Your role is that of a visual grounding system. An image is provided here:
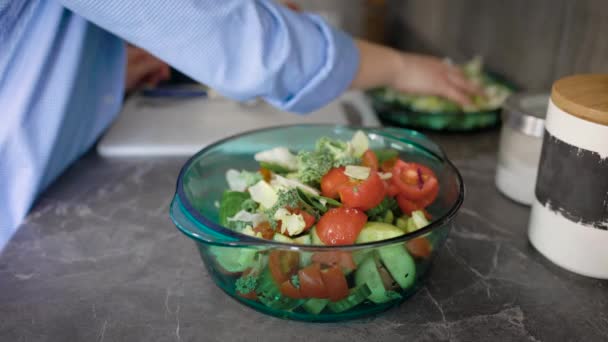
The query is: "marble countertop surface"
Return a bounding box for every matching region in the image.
[1,130,606,342]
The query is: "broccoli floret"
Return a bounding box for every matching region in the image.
[316,137,360,167]
[366,197,400,222]
[235,274,258,295]
[296,150,333,185]
[240,198,259,213]
[264,188,302,229]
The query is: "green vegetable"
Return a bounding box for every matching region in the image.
[259,161,292,174]
[378,245,416,289]
[240,198,259,213]
[411,210,430,230]
[374,149,399,164]
[316,137,360,167]
[273,233,294,243]
[235,274,258,295]
[356,222,404,243]
[302,298,329,315]
[327,284,371,313]
[310,227,325,245]
[264,188,302,228]
[210,246,258,273]
[405,217,417,233]
[396,217,408,230]
[296,150,333,185]
[355,256,401,304]
[383,210,394,224]
[256,268,304,310]
[219,191,251,226]
[293,234,312,245]
[366,197,399,222]
[290,274,300,288]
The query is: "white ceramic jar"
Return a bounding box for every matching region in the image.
[496,93,548,205]
[528,74,608,279]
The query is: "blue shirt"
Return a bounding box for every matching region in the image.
[0,0,359,250]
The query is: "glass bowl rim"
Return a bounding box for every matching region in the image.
[172,124,465,251]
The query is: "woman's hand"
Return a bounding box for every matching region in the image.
[124,45,171,93]
[392,53,481,106]
[351,40,480,106]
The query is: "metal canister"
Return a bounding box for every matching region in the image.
[496,93,548,205]
[528,74,608,278]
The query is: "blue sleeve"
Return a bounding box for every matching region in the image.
[59,0,360,113]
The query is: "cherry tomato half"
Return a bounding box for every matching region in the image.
[339,170,386,211]
[279,279,303,299]
[311,251,356,273]
[320,266,349,302]
[384,180,400,197]
[298,263,328,299]
[253,221,275,240]
[321,167,350,199]
[316,207,368,246]
[391,160,439,202]
[361,150,379,171]
[268,250,300,285]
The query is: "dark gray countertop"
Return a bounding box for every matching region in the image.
[1,130,606,342]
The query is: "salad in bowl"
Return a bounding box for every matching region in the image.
[170,125,463,321]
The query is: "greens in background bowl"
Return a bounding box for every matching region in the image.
[368,57,515,131]
[170,125,464,321]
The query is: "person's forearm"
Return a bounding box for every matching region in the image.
[349,39,402,90]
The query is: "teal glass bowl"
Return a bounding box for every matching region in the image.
[170,125,464,322]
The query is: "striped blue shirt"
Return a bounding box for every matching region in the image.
[0,0,360,249]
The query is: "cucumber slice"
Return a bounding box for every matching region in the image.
[256,268,303,311]
[327,284,371,313]
[310,227,325,245]
[378,245,416,289]
[355,256,396,304]
[300,252,313,268]
[273,233,295,243]
[210,246,257,273]
[293,234,312,245]
[302,298,329,315]
[405,217,417,233]
[352,249,373,266]
[396,217,408,230]
[411,210,430,229]
[356,222,405,243]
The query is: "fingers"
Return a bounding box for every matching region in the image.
[125,59,168,91]
[446,67,481,95]
[441,84,473,107]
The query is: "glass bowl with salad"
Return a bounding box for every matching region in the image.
[170,125,463,321]
[368,57,516,131]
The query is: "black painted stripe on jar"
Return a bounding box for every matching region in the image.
[535,130,608,230]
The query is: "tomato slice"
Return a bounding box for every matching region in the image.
[384,180,400,197]
[253,221,276,240]
[288,208,316,232]
[361,150,379,170]
[268,250,300,284]
[321,167,350,199]
[339,170,386,211]
[279,279,303,299]
[311,251,356,273]
[320,266,349,302]
[316,207,368,245]
[406,237,433,258]
[391,160,439,202]
[298,263,328,299]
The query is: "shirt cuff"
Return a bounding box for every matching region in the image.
[266,14,360,114]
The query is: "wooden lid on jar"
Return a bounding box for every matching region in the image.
[551,74,608,126]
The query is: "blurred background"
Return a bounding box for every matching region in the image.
[297,0,607,91]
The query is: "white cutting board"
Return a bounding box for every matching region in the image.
[97,91,379,157]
